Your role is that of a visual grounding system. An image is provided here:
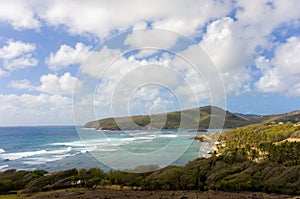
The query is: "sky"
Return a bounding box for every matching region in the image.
[0,0,300,126]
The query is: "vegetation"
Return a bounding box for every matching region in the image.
[1,121,300,196]
[84,106,300,131]
[0,169,47,193]
[219,122,300,148]
[218,122,300,162]
[84,106,263,130]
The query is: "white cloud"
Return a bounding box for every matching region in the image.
[80,46,124,78]
[0,0,40,30]
[1,1,299,48]
[0,68,8,77]
[0,94,73,126]
[151,0,231,36]
[131,86,159,101]
[0,40,38,71]
[39,72,79,95]
[2,0,300,126]
[0,40,36,59]
[9,72,79,95]
[39,0,229,37]
[9,79,32,90]
[124,29,179,49]
[199,17,252,94]
[78,45,213,119]
[0,0,233,38]
[234,0,300,53]
[46,43,92,71]
[201,17,238,71]
[256,36,300,96]
[255,56,271,73]
[4,54,38,71]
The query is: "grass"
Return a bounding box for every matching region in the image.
[0,193,22,199]
[0,188,86,199]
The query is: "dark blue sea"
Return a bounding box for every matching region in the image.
[0,126,216,172]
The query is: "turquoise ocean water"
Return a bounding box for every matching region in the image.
[0,126,216,172]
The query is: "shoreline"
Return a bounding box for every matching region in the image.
[1,123,299,197]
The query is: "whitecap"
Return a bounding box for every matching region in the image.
[0,150,47,160]
[0,148,5,153]
[50,141,86,147]
[46,147,72,154]
[51,140,108,148]
[94,148,117,152]
[23,154,76,165]
[0,164,8,171]
[0,146,73,161]
[157,134,178,138]
[134,136,155,140]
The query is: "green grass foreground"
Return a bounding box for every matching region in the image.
[1,122,300,196]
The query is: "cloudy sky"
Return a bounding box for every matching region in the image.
[0,0,300,126]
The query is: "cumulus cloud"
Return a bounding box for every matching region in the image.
[256,36,300,96]
[0,94,73,126]
[131,86,160,101]
[0,0,232,38]
[0,40,36,59]
[80,46,124,78]
[0,0,40,30]
[46,43,92,71]
[199,17,252,94]
[0,68,8,77]
[3,55,38,71]
[165,44,224,107]
[2,0,300,126]
[38,72,79,95]
[9,72,79,95]
[94,61,182,117]
[76,44,213,120]
[234,0,300,53]
[124,29,180,50]
[9,79,32,90]
[0,40,38,71]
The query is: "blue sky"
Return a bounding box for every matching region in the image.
[0,0,300,126]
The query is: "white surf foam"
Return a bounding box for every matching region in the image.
[46,147,72,154]
[0,148,5,153]
[0,150,48,160]
[47,133,175,156]
[52,140,109,152]
[157,134,178,138]
[23,153,76,165]
[0,164,8,171]
[0,147,73,161]
[50,141,86,147]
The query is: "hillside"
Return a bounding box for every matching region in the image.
[84,106,256,130]
[84,106,300,130]
[2,122,300,196]
[217,121,300,156]
[220,122,300,144]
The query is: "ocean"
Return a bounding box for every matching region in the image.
[0,126,216,172]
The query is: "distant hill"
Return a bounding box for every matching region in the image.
[84,106,300,130]
[261,110,300,123]
[234,113,262,119]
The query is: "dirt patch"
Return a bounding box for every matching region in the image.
[26,189,294,199]
[282,138,300,142]
[275,138,300,145]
